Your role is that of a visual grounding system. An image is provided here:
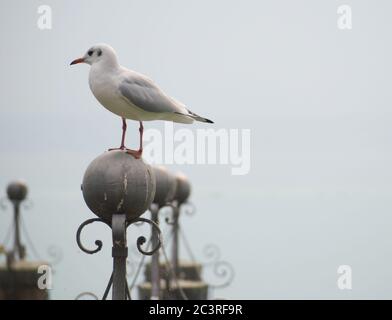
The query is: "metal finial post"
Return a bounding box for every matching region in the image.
[171,173,191,279]
[77,151,161,300]
[149,166,177,300]
[6,181,28,261]
[150,204,160,299]
[171,203,180,278]
[13,201,24,260]
[111,213,128,300]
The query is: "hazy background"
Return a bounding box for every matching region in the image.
[1,0,392,299]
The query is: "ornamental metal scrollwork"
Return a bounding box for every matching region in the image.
[202,244,235,289]
[129,217,161,256]
[76,215,162,300]
[76,218,107,254]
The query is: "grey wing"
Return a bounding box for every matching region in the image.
[119,74,186,115]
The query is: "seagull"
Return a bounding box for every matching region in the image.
[70,43,213,158]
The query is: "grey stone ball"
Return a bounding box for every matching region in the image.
[174,173,191,205]
[7,181,28,202]
[81,151,156,222]
[152,166,177,207]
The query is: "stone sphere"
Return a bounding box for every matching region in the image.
[152,166,177,207]
[174,173,191,204]
[81,151,156,222]
[7,181,28,202]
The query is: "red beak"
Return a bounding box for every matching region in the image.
[70,58,85,65]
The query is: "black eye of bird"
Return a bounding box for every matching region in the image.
[97,49,102,57]
[88,50,93,56]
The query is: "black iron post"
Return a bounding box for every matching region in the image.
[76,151,161,300]
[171,173,191,279]
[171,203,180,278]
[1,181,53,300]
[149,166,177,300]
[6,181,28,261]
[13,202,23,260]
[150,204,160,299]
[111,213,128,300]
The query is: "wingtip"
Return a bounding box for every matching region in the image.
[205,119,214,124]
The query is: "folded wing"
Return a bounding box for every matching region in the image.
[119,73,187,115]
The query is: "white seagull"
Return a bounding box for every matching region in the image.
[70,43,213,158]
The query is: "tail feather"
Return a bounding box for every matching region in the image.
[182,109,214,124]
[192,115,214,123]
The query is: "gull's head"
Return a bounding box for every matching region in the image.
[70,43,118,67]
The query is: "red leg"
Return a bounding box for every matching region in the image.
[109,118,127,151]
[138,121,144,153]
[120,118,127,149]
[126,121,143,159]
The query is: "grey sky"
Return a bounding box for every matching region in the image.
[1,0,392,299]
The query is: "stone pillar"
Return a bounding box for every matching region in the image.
[137,171,209,300]
[79,150,156,300]
[0,181,49,300]
[0,261,49,300]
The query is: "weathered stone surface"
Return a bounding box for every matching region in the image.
[0,260,49,300]
[6,181,28,202]
[81,151,156,222]
[138,279,208,300]
[152,166,177,207]
[174,173,191,204]
[144,261,203,282]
